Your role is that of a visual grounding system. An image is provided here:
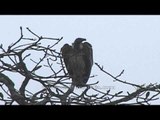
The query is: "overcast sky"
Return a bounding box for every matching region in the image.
[0,15,160,104]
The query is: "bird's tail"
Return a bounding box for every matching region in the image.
[72,76,89,88]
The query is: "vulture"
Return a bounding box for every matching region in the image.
[61,38,93,87]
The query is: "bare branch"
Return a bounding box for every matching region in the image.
[1,27,160,105]
[95,62,142,88]
[26,27,40,38]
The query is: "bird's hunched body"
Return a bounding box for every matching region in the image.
[61,38,93,87]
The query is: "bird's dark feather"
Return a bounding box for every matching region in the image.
[61,44,73,75]
[61,39,93,88]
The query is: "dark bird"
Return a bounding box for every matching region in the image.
[61,38,93,87]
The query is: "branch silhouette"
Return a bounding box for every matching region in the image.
[0,27,160,105]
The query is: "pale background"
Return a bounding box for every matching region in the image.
[0,15,160,104]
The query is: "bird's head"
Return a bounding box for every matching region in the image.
[72,38,86,49]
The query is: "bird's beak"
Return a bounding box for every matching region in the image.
[81,38,86,42]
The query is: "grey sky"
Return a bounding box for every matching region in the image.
[0,15,160,104]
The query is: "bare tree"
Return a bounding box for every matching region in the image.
[0,27,160,105]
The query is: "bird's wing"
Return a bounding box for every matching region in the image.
[82,42,93,83]
[61,44,73,75]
